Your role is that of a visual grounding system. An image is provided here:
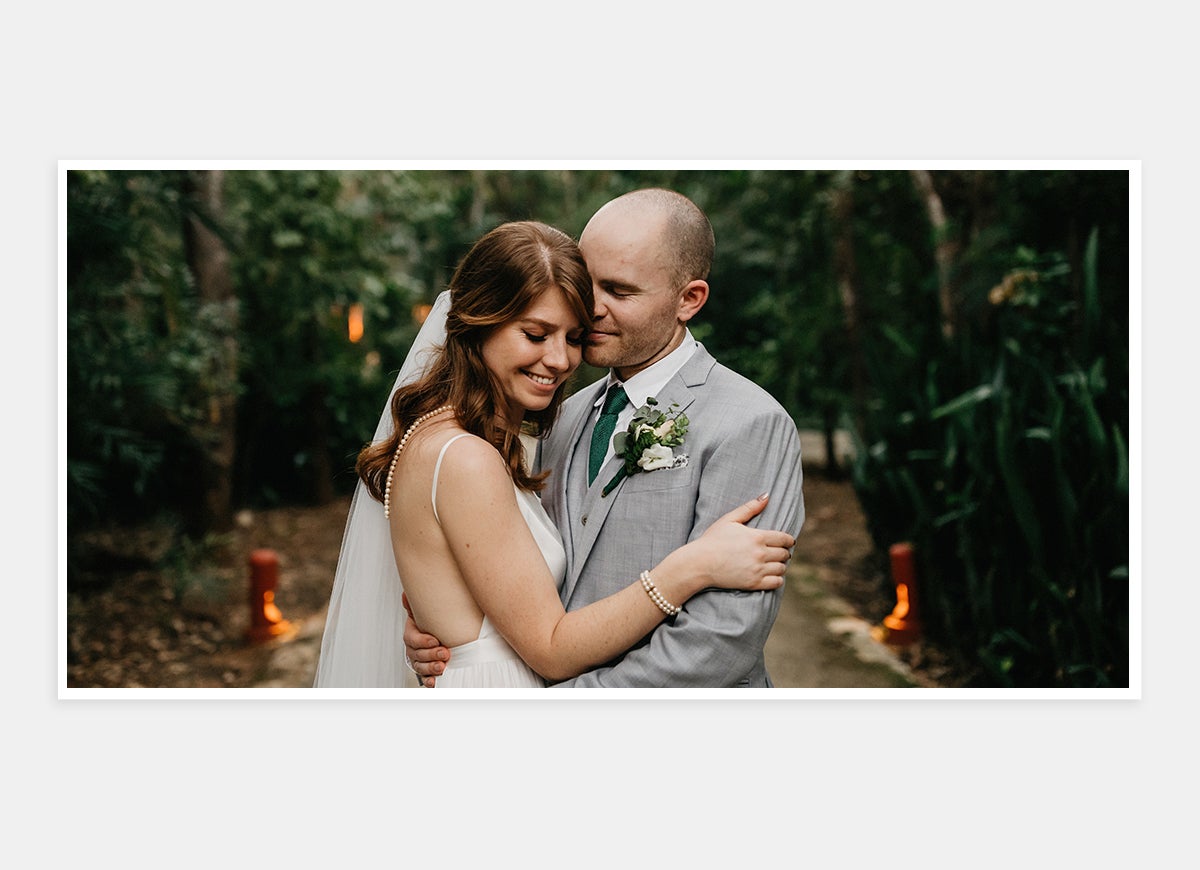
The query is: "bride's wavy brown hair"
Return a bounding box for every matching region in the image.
[357,221,594,499]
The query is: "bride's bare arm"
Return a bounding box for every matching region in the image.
[434,438,793,682]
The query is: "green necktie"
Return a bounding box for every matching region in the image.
[588,383,629,484]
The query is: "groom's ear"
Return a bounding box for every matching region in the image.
[676,279,709,323]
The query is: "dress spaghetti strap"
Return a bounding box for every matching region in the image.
[431,433,473,525]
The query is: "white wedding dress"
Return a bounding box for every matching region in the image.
[313,290,565,689]
[428,434,566,689]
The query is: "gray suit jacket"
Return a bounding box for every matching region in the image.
[536,343,805,688]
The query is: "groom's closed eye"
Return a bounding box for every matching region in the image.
[602,287,634,299]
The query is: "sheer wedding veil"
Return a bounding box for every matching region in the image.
[312,290,451,687]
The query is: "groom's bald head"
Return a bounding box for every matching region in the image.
[584,188,714,286]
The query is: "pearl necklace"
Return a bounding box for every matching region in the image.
[383,405,454,518]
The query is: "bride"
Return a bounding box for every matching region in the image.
[313,221,793,688]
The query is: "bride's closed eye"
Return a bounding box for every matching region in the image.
[525,331,585,347]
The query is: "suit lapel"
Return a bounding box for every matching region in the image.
[561,345,716,605]
[547,379,607,579]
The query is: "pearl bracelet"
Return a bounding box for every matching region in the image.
[640,570,681,616]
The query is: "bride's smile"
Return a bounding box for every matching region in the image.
[482,284,586,424]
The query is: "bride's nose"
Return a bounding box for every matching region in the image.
[543,335,570,372]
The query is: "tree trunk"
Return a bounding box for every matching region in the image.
[469,169,487,229]
[182,169,238,533]
[910,169,959,341]
[822,406,844,478]
[305,320,337,506]
[830,171,869,443]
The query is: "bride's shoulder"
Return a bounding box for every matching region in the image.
[428,431,516,513]
[427,429,506,477]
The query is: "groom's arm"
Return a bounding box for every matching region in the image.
[552,407,804,688]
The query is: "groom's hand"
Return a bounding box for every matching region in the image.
[402,593,450,688]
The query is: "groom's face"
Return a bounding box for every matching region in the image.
[579,209,686,380]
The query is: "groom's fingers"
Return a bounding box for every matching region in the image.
[409,643,446,661]
[406,642,448,681]
[409,642,450,665]
[403,603,451,679]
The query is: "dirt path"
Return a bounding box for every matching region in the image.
[66,473,957,690]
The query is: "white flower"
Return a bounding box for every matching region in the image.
[632,417,676,443]
[601,397,692,498]
[637,444,675,470]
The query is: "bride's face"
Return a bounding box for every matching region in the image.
[481,285,586,425]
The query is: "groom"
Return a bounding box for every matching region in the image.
[406,187,805,687]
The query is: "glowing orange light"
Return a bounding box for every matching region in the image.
[877,542,921,645]
[412,303,433,325]
[247,549,294,644]
[348,303,364,343]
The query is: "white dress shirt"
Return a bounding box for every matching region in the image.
[591,329,699,471]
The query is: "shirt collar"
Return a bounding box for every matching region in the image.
[594,329,699,411]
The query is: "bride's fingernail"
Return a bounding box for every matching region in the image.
[757,491,769,501]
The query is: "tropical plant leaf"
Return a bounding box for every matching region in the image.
[931,384,996,420]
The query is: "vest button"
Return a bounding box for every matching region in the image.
[581,514,588,525]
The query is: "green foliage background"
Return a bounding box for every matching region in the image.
[66,167,1131,687]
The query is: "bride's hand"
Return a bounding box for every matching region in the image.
[669,493,795,593]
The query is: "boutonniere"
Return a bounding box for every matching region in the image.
[602,397,690,497]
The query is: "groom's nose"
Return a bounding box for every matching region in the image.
[591,290,608,321]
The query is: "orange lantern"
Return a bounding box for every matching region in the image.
[878,542,921,645]
[247,549,293,643]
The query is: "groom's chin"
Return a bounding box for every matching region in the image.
[583,345,615,370]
